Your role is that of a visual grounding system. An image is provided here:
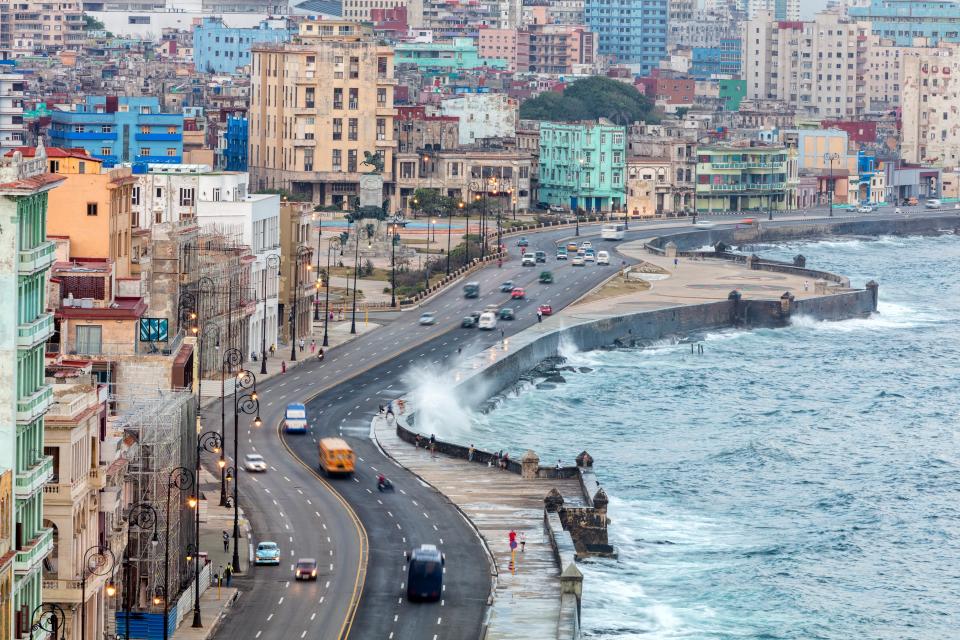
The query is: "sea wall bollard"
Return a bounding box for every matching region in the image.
[728,289,742,325]
[793,254,807,268]
[521,450,540,479]
[779,291,795,321]
[544,487,564,513]
[866,279,879,311]
[575,451,593,468]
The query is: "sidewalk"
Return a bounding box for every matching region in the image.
[196,468,250,576]
[170,585,239,640]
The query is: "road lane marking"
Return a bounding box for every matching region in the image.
[267,614,273,621]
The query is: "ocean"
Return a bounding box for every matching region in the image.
[465,234,960,639]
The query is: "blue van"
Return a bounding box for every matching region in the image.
[284,403,308,434]
[407,544,444,602]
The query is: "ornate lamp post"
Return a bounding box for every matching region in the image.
[79,546,116,640]
[222,348,262,574]
[163,467,195,640]
[323,235,344,347]
[349,215,367,336]
[388,225,398,308]
[192,430,223,628]
[122,503,160,640]
[290,245,313,361]
[449,202,460,275]
[824,152,840,217]
[312,216,323,321]
[259,254,281,374]
[28,604,66,640]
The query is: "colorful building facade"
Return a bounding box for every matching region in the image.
[193,17,293,74]
[696,144,792,212]
[223,117,249,171]
[395,38,508,72]
[586,0,668,74]
[538,121,627,212]
[850,0,960,47]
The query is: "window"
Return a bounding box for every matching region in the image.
[140,147,151,156]
[155,187,163,199]
[332,118,342,140]
[377,56,388,76]
[100,147,111,156]
[86,203,98,216]
[332,149,342,171]
[348,118,358,141]
[48,160,59,172]
[166,148,177,157]
[73,125,85,133]
[333,88,343,109]
[78,161,85,174]
[377,88,386,107]
[303,148,314,172]
[140,125,150,134]
[179,187,195,206]
[400,161,415,178]
[349,56,360,79]
[132,186,140,206]
[347,149,357,172]
[212,187,221,202]
[348,88,358,109]
[305,87,315,108]
[167,126,177,134]
[75,325,102,353]
[102,125,112,133]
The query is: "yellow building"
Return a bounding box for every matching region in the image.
[0,469,12,640]
[250,18,396,207]
[9,147,136,278]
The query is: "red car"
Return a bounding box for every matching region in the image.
[511,287,525,299]
[538,304,553,316]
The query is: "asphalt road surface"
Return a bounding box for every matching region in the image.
[212,208,948,639]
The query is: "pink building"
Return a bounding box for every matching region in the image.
[477,28,530,72]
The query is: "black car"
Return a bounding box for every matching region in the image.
[294,558,318,581]
[498,308,515,320]
[461,315,478,328]
[407,545,444,602]
[499,280,514,292]
[535,251,547,263]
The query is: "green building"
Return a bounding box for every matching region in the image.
[696,144,792,212]
[538,121,626,213]
[394,38,507,72]
[719,79,746,111]
[0,143,63,629]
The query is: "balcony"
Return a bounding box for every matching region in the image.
[703,182,786,193]
[17,385,52,423]
[708,161,777,170]
[18,312,53,349]
[134,133,181,142]
[41,578,83,604]
[15,527,53,573]
[18,240,55,275]
[89,464,106,489]
[16,455,53,498]
[134,155,182,164]
[53,131,117,141]
[42,473,88,504]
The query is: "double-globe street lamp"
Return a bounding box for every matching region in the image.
[349,216,372,336]
[79,545,116,640]
[122,503,160,640]
[259,254,281,374]
[163,467,196,640]
[290,245,313,361]
[193,430,223,628]
[222,348,262,574]
[323,234,346,346]
[312,216,323,322]
[387,225,399,308]
[824,152,840,218]
[27,604,66,640]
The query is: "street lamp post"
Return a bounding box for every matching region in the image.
[824,152,839,217]
[290,245,313,360]
[259,254,280,374]
[465,198,472,264]
[123,503,160,640]
[28,604,66,640]
[350,216,366,336]
[223,349,262,573]
[313,218,322,321]
[323,236,343,346]
[389,225,398,308]
[163,467,195,640]
[79,546,115,640]
[449,202,459,275]
[192,430,223,628]
[576,157,585,237]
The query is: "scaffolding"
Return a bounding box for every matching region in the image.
[113,387,197,613]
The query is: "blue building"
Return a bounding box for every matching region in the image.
[224,117,248,171]
[849,0,960,46]
[690,38,741,80]
[49,96,183,167]
[585,0,668,74]
[193,17,293,74]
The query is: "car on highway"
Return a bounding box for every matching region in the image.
[511,287,525,299]
[463,282,480,298]
[566,242,579,253]
[478,311,497,330]
[407,544,444,602]
[856,204,874,213]
[539,271,553,284]
[535,250,547,263]
[284,403,308,434]
[255,541,280,566]
[498,307,515,320]
[571,255,585,266]
[294,558,318,581]
[584,251,596,263]
[693,220,716,229]
[905,196,919,206]
[243,453,267,473]
[419,312,436,325]
[596,251,610,266]
[926,198,942,209]
[318,437,355,477]
[556,248,567,260]
[521,253,536,266]
[517,236,529,248]
[549,204,566,214]
[461,315,477,328]
[499,280,514,292]
[740,218,756,225]
[581,241,592,250]
[538,304,553,316]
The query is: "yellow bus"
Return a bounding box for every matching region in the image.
[318,437,355,477]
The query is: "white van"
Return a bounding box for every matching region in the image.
[521,253,536,267]
[478,312,497,330]
[596,251,610,265]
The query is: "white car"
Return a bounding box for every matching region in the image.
[521,253,536,266]
[478,312,497,330]
[571,256,585,266]
[925,198,942,209]
[419,312,436,325]
[693,220,716,229]
[243,453,267,472]
[596,251,610,265]
[584,252,596,263]
[580,241,592,249]
[856,204,874,213]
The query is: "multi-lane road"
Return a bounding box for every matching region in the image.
[210,207,949,639]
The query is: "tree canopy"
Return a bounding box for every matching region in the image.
[519,76,658,125]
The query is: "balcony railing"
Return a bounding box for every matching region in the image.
[46,391,97,419]
[41,579,84,604]
[708,161,778,170]
[60,328,186,359]
[15,527,53,573]
[53,131,117,141]
[18,312,54,349]
[18,240,56,275]
[134,133,181,142]
[16,455,53,498]
[17,385,52,423]
[703,182,786,192]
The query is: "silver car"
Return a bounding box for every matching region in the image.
[243,453,267,472]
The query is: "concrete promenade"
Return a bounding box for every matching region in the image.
[373,415,585,640]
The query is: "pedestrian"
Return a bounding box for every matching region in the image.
[281,360,286,374]
[310,339,316,353]
[415,434,422,448]
[803,280,809,292]
[674,257,679,268]
[500,328,505,340]
[457,346,462,355]
[537,310,543,323]
[429,433,437,458]
[502,452,510,470]
[386,402,394,418]
[222,530,229,553]
[217,565,223,586]
[468,444,475,462]
[329,310,334,321]
[520,532,526,553]
[556,459,562,472]
[224,563,233,588]
[299,338,305,352]
[269,343,276,356]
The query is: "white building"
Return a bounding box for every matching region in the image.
[901,43,960,166]
[439,93,518,146]
[0,61,26,154]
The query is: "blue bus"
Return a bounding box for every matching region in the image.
[407,544,444,602]
[284,403,308,434]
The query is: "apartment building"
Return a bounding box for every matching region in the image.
[0,60,25,154]
[192,17,293,74]
[521,0,584,27]
[627,121,698,215]
[342,0,406,21]
[249,19,396,207]
[741,11,871,118]
[0,0,84,55]
[0,145,63,636]
[849,0,960,47]
[695,143,795,212]
[901,43,960,165]
[747,0,798,21]
[0,470,12,640]
[538,121,626,213]
[585,0,668,74]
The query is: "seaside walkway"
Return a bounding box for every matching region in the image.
[374,415,585,639]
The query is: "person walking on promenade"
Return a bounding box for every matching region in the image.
[222,530,229,553]
[520,532,526,553]
[537,310,543,323]
[803,280,810,292]
[468,444,475,462]
[224,563,233,588]
[299,338,305,352]
[429,433,437,458]
[281,360,286,374]
[269,343,276,356]
[310,338,316,353]
[502,452,510,470]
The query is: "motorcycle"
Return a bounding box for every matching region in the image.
[377,477,394,492]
